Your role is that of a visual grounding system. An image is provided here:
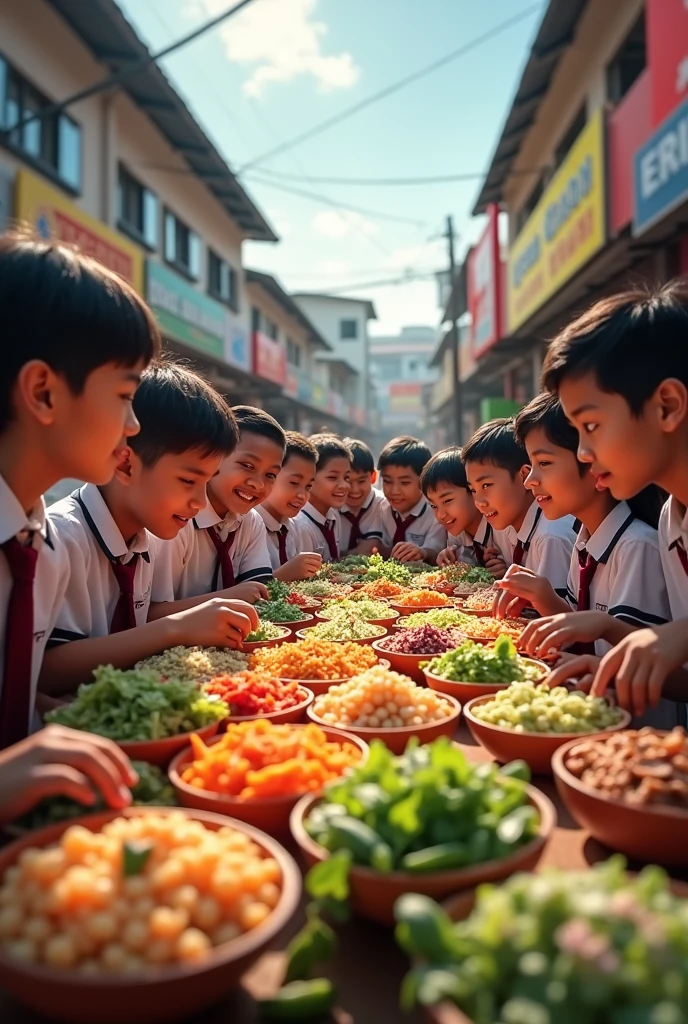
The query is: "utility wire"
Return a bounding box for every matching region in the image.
[301,271,441,295]
[5,0,258,133]
[237,4,540,173]
[246,167,548,187]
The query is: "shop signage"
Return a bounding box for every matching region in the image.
[468,204,503,359]
[647,0,688,126]
[634,94,688,236]
[285,369,299,399]
[506,110,606,333]
[389,382,422,415]
[15,169,143,291]
[312,382,327,409]
[253,331,287,385]
[297,372,313,405]
[224,318,250,373]
[147,261,225,358]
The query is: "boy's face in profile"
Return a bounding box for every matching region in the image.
[380,465,422,516]
[208,431,284,518]
[426,482,480,536]
[346,470,375,512]
[465,460,530,531]
[124,447,223,539]
[268,454,315,518]
[312,456,351,511]
[523,427,597,521]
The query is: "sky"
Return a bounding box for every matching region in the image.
[115,0,546,336]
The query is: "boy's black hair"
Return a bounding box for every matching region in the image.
[515,393,587,478]
[343,437,375,475]
[377,435,432,476]
[309,432,352,471]
[542,282,688,413]
[0,227,160,432]
[461,418,528,477]
[129,360,237,467]
[283,431,317,466]
[232,405,286,451]
[420,446,469,496]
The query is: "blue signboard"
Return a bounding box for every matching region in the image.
[634,95,688,236]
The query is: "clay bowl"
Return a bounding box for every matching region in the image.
[370,637,439,684]
[169,725,368,836]
[423,658,548,703]
[392,613,469,633]
[464,694,632,776]
[0,807,301,1024]
[277,658,391,696]
[294,625,387,647]
[552,738,688,867]
[271,613,319,633]
[118,721,221,769]
[306,693,462,755]
[221,686,314,726]
[240,625,292,654]
[290,786,555,926]
[315,610,400,631]
[390,601,457,617]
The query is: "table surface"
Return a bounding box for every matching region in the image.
[0,725,678,1024]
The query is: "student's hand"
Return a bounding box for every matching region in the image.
[518,611,610,658]
[483,547,507,579]
[0,725,138,825]
[544,653,602,692]
[277,552,322,582]
[437,546,458,567]
[224,581,269,604]
[169,597,258,649]
[590,621,688,718]
[493,565,562,618]
[391,542,425,563]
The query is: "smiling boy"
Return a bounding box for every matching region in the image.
[296,434,351,562]
[378,436,445,563]
[337,438,386,554]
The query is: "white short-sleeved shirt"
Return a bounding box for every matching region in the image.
[337,489,387,552]
[658,497,688,620]
[0,476,70,732]
[152,505,272,601]
[47,484,157,643]
[380,497,446,557]
[295,503,342,563]
[256,505,303,571]
[502,502,576,597]
[447,518,510,566]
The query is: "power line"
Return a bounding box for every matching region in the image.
[243,173,425,226]
[5,0,258,133]
[237,4,540,174]
[248,167,548,187]
[299,271,441,295]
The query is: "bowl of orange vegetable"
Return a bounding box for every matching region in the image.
[168,720,368,835]
[203,672,314,725]
[249,637,384,695]
[0,807,300,1024]
[389,590,455,616]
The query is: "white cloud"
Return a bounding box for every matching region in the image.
[311,209,378,240]
[187,0,360,98]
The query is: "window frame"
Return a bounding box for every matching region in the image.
[117,164,158,251]
[207,248,239,312]
[163,206,201,282]
[340,318,358,340]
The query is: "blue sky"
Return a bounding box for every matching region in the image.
[115,0,546,334]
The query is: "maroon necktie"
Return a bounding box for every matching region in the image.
[317,520,339,561]
[109,556,139,634]
[572,549,598,656]
[512,540,525,566]
[207,528,237,588]
[0,537,38,749]
[675,540,688,578]
[342,510,364,550]
[276,526,289,566]
[392,513,416,545]
[472,541,486,567]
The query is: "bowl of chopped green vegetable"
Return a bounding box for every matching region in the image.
[463,685,630,775]
[393,609,473,632]
[290,737,555,926]
[316,596,400,630]
[240,622,292,653]
[423,636,548,702]
[46,666,230,768]
[295,620,388,646]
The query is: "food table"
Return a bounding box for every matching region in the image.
[5,721,680,1024]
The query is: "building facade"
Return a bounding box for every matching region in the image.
[369,326,438,446]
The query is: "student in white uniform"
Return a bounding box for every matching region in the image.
[337,439,387,554]
[256,432,322,580]
[378,436,446,563]
[296,434,351,562]
[534,284,688,721]
[419,446,508,575]
[152,406,282,604]
[42,363,257,696]
[0,227,160,747]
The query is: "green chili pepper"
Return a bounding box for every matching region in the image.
[325,816,387,865]
[259,979,336,1020]
[394,893,457,961]
[400,841,471,874]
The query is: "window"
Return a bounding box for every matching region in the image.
[606,14,646,104]
[265,318,278,340]
[0,55,81,191]
[207,250,238,311]
[554,104,587,168]
[286,338,302,367]
[340,318,358,340]
[118,166,158,248]
[163,209,201,279]
[251,306,261,333]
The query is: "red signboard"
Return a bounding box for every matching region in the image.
[647,0,688,126]
[252,331,287,385]
[608,69,651,234]
[285,369,298,398]
[468,204,503,359]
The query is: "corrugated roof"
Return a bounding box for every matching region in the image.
[245,269,331,350]
[473,0,589,215]
[46,0,277,242]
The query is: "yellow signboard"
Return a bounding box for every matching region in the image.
[506,110,606,333]
[14,169,143,293]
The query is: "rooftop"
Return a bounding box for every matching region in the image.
[293,292,378,320]
[245,269,331,350]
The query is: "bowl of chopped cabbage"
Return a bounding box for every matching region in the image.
[423,636,547,702]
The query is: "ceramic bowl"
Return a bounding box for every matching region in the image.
[306,692,462,755]
[294,625,387,647]
[240,625,292,654]
[370,637,439,684]
[222,686,314,726]
[275,658,390,696]
[552,739,688,867]
[389,602,456,617]
[423,658,548,703]
[118,721,221,769]
[464,694,631,776]
[290,786,555,926]
[0,807,301,1024]
[168,725,368,835]
[315,610,400,631]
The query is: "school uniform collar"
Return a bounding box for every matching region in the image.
[0,475,50,546]
[393,497,427,520]
[256,505,290,534]
[77,484,150,563]
[303,501,335,526]
[576,501,634,564]
[516,500,542,545]
[341,490,375,516]
[473,517,492,546]
[665,496,688,549]
[194,503,241,534]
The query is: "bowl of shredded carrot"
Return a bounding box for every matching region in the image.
[390,590,455,615]
[168,720,368,835]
